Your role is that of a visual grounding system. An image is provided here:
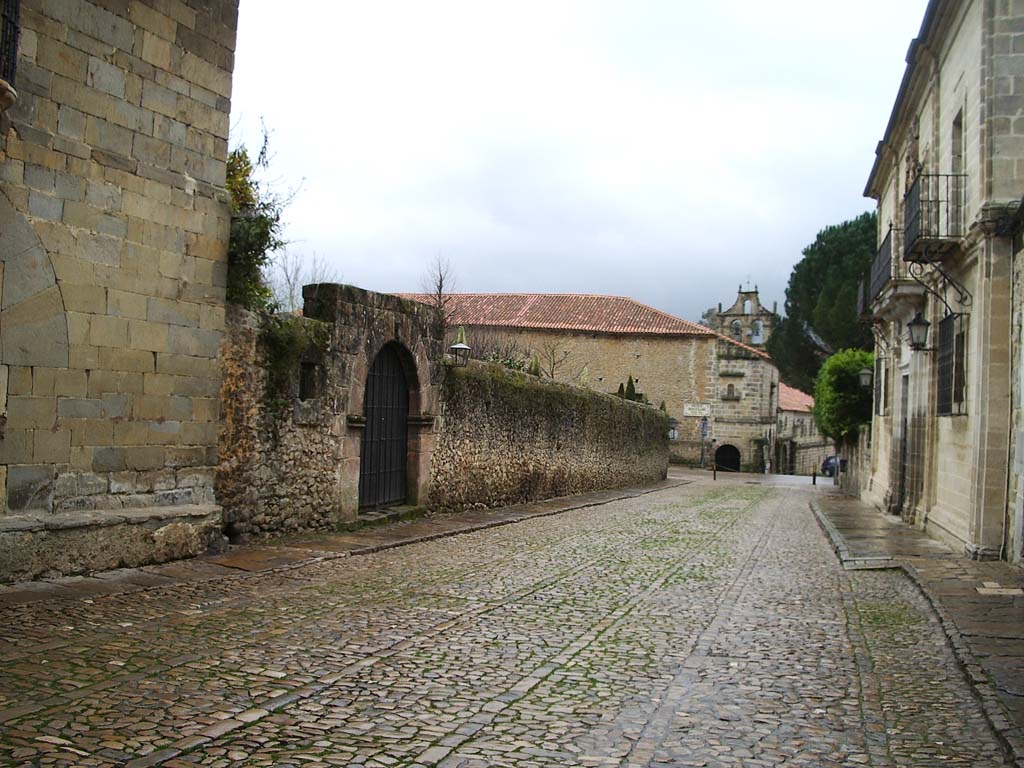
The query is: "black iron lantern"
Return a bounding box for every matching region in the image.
[907,312,930,351]
[448,342,471,367]
[857,367,873,388]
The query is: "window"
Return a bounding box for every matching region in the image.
[951,109,965,236]
[936,313,967,415]
[0,0,20,88]
[299,362,320,401]
[751,320,764,344]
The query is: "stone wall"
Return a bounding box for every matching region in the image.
[0,0,237,516]
[216,305,341,539]
[1010,239,1024,563]
[0,1,238,581]
[428,362,669,513]
[461,326,717,466]
[217,285,444,538]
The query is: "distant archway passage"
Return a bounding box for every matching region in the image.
[715,444,741,473]
[359,343,410,509]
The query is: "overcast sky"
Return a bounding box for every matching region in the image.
[230,1,928,322]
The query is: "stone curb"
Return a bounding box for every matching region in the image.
[808,499,1024,768]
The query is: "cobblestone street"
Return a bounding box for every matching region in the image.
[0,480,1012,767]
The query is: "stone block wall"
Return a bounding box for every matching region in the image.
[776,410,830,475]
[712,341,778,473]
[428,362,669,513]
[0,0,238,518]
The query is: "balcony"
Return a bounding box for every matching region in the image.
[903,173,967,263]
[0,0,19,111]
[862,227,924,320]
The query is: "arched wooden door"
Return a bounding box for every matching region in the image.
[715,444,741,473]
[359,343,409,509]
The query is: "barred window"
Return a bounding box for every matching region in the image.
[1,0,20,87]
[937,313,967,416]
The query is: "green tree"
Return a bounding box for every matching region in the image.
[625,375,636,400]
[768,211,876,392]
[813,349,873,441]
[617,382,625,398]
[226,134,287,311]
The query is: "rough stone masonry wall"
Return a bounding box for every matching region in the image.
[217,285,444,539]
[0,0,237,516]
[429,362,669,513]
[216,306,341,540]
[462,326,716,467]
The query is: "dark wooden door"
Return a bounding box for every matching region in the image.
[359,344,409,509]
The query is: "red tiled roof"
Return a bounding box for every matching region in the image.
[398,293,716,337]
[779,382,814,412]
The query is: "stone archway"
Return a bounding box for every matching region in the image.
[358,342,412,509]
[715,444,741,473]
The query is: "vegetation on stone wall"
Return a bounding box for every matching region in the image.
[813,348,874,441]
[259,314,330,415]
[431,362,668,513]
[768,211,876,392]
[226,138,285,311]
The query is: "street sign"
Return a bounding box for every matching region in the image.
[683,403,711,417]
[700,415,708,437]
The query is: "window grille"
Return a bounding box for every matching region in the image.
[936,314,967,416]
[0,0,20,87]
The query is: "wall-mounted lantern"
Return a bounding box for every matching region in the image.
[448,342,471,366]
[857,367,874,389]
[907,312,931,351]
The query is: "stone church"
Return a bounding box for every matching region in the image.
[704,286,777,347]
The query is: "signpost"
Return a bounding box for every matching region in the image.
[699,415,708,467]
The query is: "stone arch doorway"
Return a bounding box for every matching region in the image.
[715,444,741,473]
[358,342,412,509]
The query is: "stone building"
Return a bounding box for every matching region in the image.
[404,293,780,473]
[859,0,1024,561]
[0,0,239,579]
[775,383,829,475]
[704,285,776,347]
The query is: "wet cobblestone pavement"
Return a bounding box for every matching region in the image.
[0,481,1011,767]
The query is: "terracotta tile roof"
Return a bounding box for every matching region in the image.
[778,382,815,412]
[398,293,716,337]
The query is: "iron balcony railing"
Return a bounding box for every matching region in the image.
[0,0,19,87]
[867,228,892,306]
[903,173,967,261]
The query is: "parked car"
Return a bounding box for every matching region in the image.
[821,456,839,477]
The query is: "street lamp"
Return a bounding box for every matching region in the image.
[907,312,931,351]
[857,367,874,388]
[448,342,471,367]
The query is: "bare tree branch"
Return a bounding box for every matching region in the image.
[267,250,342,313]
[420,254,457,339]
